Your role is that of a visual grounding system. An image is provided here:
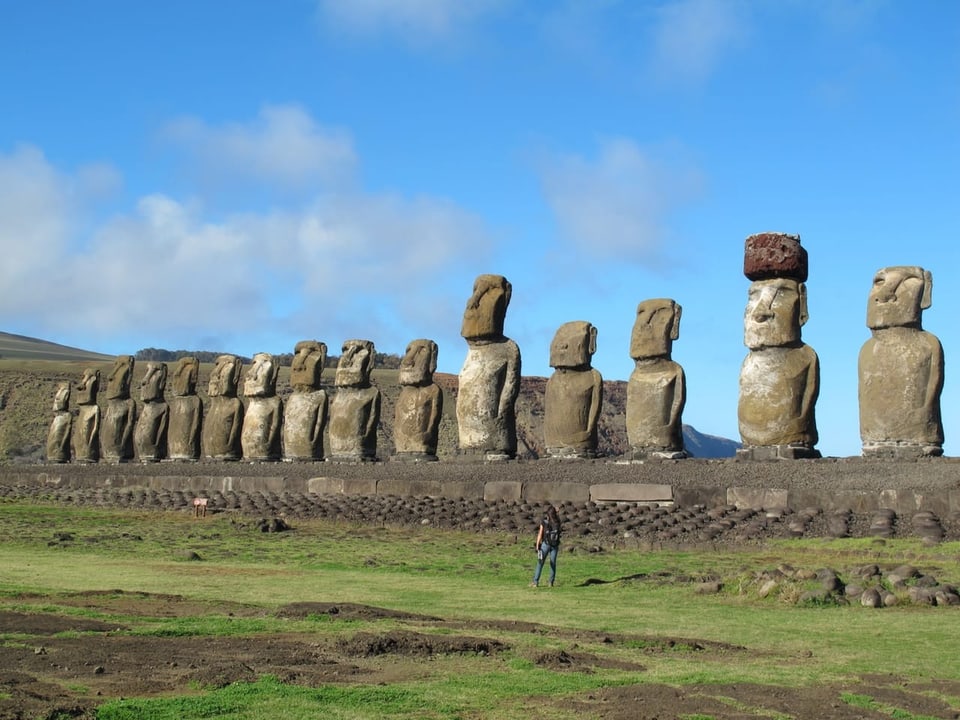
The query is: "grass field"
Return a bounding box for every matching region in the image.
[0,499,958,719]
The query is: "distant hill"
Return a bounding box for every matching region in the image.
[0,332,112,363]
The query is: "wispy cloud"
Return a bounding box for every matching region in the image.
[163,104,358,192]
[536,137,703,266]
[316,0,507,44]
[649,0,748,84]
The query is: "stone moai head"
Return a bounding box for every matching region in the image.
[461,274,512,341]
[53,382,71,412]
[630,300,681,360]
[550,321,597,370]
[171,357,199,396]
[105,355,135,400]
[399,339,438,386]
[243,352,279,398]
[76,368,100,405]
[208,354,243,398]
[743,232,808,350]
[140,363,168,402]
[290,340,327,391]
[866,266,932,331]
[335,340,375,388]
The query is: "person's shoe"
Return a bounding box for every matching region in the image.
[548,581,554,587]
[530,582,538,588]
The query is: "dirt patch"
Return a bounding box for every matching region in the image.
[532,648,645,673]
[336,629,506,658]
[0,611,123,635]
[276,601,439,622]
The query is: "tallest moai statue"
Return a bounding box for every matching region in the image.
[737,232,820,460]
[457,274,521,461]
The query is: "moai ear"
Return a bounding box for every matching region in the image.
[921,270,933,310]
[268,358,279,387]
[429,341,439,374]
[231,358,243,386]
[588,325,598,355]
[671,303,682,341]
[798,283,809,327]
[158,363,168,387]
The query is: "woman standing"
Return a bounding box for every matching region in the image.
[531,505,562,587]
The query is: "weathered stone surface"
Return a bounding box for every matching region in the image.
[134,362,168,462]
[241,353,283,461]
[394,339,443,461]
[859,266,943,457]
[283,341,328,462]
[101,356,136,463]
[626,300,686,459]
[328,340,380,462]
[71,368,100,463]
[167,357,202,461]
[45,383,72,463]
[738,275,820,456]
[544,321,602,459]
[457,274,521,460]
[202,355,244,461]
[743,232,807,282]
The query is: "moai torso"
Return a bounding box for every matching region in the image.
[46,382,72,463]
[394,339,443,460]
[203,355,244,461]
[167,357,203,461]
[328,340,381,461]
[737,233,820,459]
[134,362,168,462]
[71,368,101,463]
[544,321,603,458]
[282,341,328,461]
[101,355,137,463]
[241,353,283,461]
[625,300,686,459]
[858,267,944,457]
[457,274,521,460]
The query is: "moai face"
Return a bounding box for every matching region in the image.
[550,321,596,370]
[631,299,681,360]
[866,266,931,331]
[76,368,100,405]
[105,355,135,400]
[743,278,807,350]
[208,355,243,397]
[140,363,168,402]
[53,382,70,412]
[399,339,438,386]
[290,340,326,390]
[243,352,279,398]
[335,340,375,388]
[461,274,511,340]
[171,357,199,396]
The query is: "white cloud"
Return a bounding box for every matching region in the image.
[537,138,703,265]
[649,0,747,84]
[316,0,506,43]
[163,104,358,191]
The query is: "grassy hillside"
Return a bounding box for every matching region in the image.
[0,331,113,362]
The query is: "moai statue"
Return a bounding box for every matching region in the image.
[859,266,944,458]
[282,340,329,461]
[46,382,73,463]
[328,339,381,462]
[167,357,203,461]
[101,355,137,463]
[202,354,244,461]
[737,233,820,460]
[544,321,603,459]
[457,274,521,461]
[241,352,283,461]
[626,300,686,459]
[394,339,444,461]
[71,368,101,463]
[134,362,169,462]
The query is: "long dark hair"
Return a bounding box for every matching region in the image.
[546,505,560,528]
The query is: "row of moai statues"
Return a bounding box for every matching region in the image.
[46,337,443,464]
[46,237,945,463]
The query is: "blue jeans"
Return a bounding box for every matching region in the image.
[532,541,558,585]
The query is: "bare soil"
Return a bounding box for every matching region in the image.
[1,592,959,719]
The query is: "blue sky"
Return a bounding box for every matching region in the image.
[1,1,958,457]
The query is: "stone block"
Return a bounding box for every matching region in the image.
[524,481,589,503]
[590,483,673,504]
[727,487,788,509]
[377,478,442,498]
[483,481,522,502]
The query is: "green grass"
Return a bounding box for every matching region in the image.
[1,502,959,718]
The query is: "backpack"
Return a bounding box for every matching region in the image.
[543,519,561,546]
